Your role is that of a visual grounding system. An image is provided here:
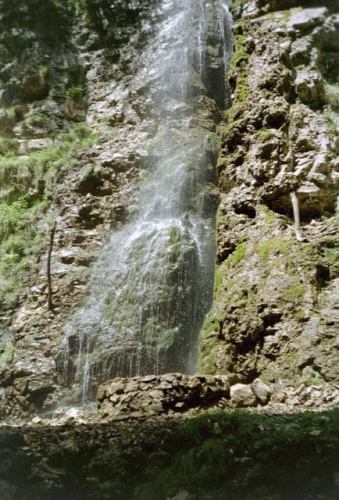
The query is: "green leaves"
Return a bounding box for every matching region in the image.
[120,410,339,500]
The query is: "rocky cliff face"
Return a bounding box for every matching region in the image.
[0,0,162,416]
[199,0,339,399]
[1,0,339,421]
[0,0,227,417]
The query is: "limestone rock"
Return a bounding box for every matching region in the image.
[286,7,328,32]
[230,384,256,407]
[252,378,271,404]
[295,68,324,107]
[199,0,339,392]
[97,373,230,419]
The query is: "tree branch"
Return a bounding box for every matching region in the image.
[290,191,303,242]
[47,221,57,311]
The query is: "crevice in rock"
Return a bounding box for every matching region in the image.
[315,264,330,288]
[266,195,337,225]
[262,313,283,332]
[234,205,256,219]
[265,113,286,129]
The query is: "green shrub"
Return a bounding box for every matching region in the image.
[0,137,19,156]
[86,409,339,500]
[66,85,85,101]
[0,342,15,367]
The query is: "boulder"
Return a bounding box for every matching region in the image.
[230,384,257,407]
[252,378,271,404]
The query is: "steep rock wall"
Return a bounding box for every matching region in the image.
[0,0,226,417]
[199,0,339,395]
[2,0,339,419]
[0,0,161,417]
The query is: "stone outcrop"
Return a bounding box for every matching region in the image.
[97,373,230,418]
[97,373,339,418]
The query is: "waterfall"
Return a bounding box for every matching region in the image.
[59,0,233,402]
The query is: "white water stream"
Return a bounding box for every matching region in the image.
[59,0,233,402]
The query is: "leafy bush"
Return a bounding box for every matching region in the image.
[66,85,85,101]
[0,0,74,32]
[0,137,20,156]
[84,409,339,500]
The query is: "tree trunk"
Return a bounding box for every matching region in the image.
[290,191,303,242]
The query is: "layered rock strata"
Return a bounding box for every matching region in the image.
[97,373,231,418]
[96,373,339,418]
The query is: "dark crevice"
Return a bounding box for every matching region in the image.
[234,205,256,218]
[266,195,336,224]
[265,114,286,129]
[263,313,282,331]
[316,264,331,289]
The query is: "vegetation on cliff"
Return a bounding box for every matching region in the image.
[0,0,148,35]
[0,126,98,309]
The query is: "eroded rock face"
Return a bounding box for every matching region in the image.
[2,0,339,420]
[96,373,339,418]
[198,0,339,391]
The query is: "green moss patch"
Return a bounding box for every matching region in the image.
[282,284,306,300]
[0,342,15,367]
[255,239,288,263]
[230,0,248,10]
[225,242,247,267]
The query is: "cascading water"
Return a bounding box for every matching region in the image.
[59,0,233,402]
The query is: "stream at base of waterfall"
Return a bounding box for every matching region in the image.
[58,0,233,403]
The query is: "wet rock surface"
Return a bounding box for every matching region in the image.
[0,0,163,418]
